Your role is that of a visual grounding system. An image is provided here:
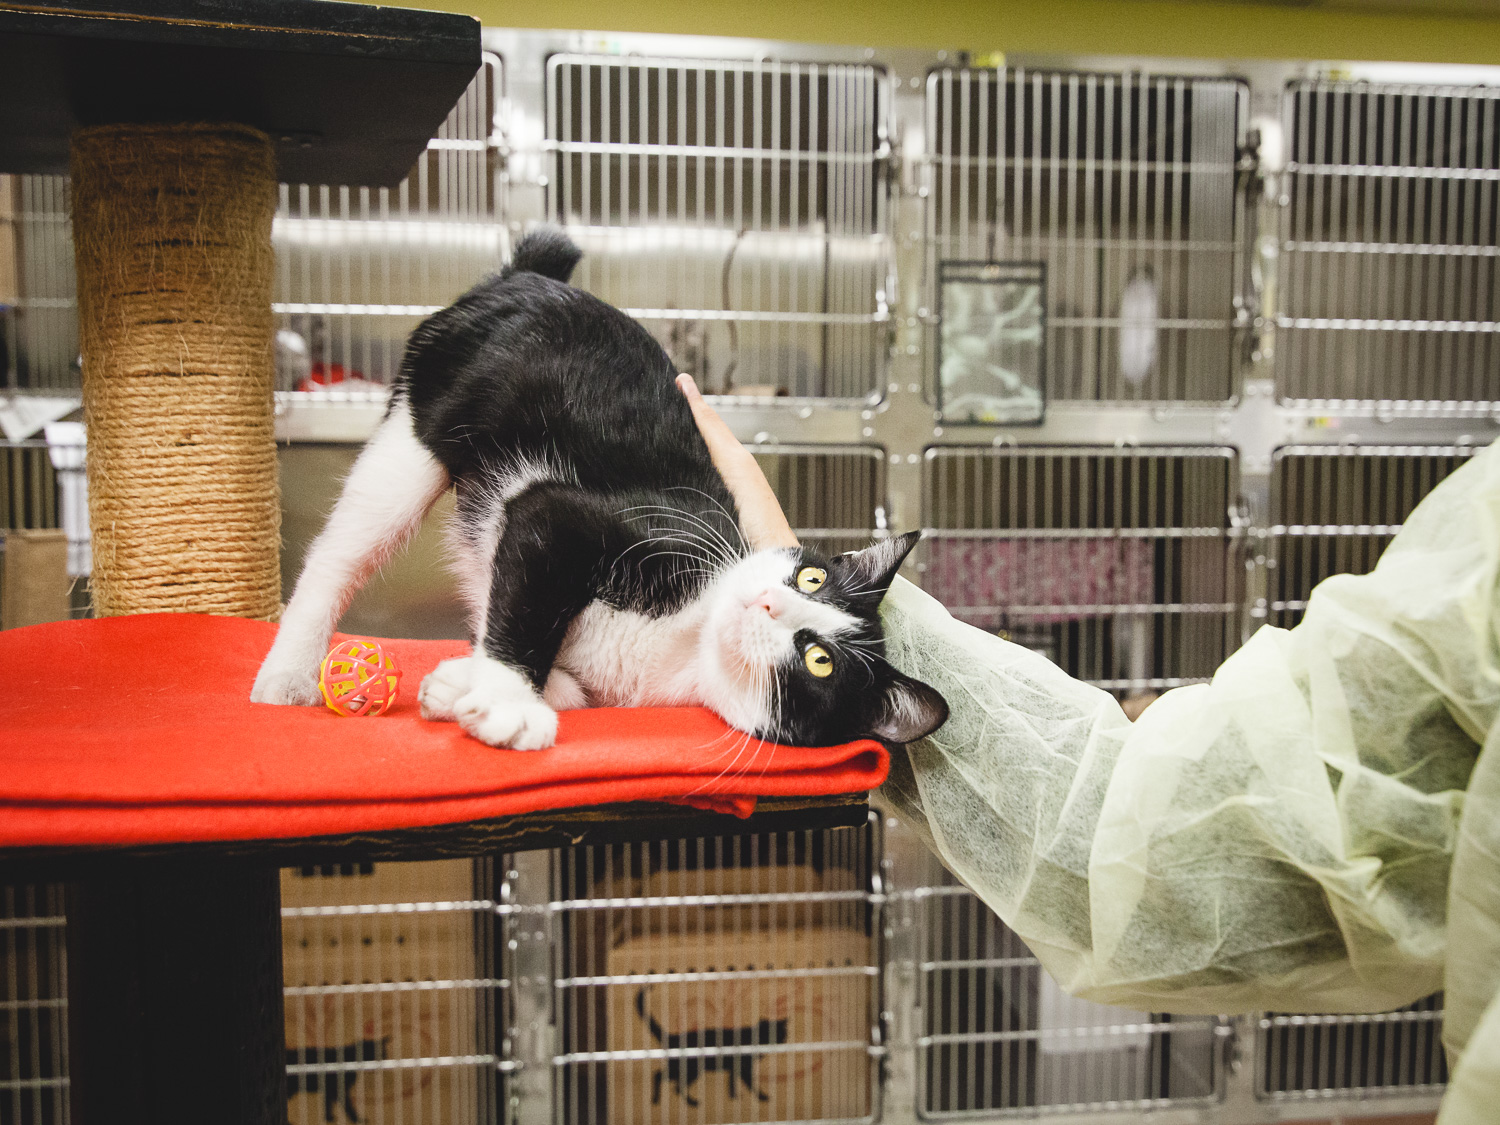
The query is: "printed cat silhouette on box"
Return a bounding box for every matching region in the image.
[636,987,788,1106]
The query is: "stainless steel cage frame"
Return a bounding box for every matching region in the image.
[8,26,1500,1125]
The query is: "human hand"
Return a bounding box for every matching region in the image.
[675,373,800,550]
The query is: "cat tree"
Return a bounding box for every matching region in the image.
[0,3,480,1120]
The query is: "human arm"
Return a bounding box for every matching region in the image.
[675,374,799,550]
[677,369,1491,1021]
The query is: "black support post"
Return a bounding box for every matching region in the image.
[65,862,284,1125]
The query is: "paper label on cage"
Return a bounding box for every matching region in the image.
[937,261,1045,424]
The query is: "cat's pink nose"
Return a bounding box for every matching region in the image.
[750,591,779,617]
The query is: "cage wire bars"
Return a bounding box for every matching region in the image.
[1277,80,1500,408]
[544,54,891,401]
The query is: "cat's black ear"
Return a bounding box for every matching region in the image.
[868,668,948,744]
[833,530,922,602]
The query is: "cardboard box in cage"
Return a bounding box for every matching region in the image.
[1,529,69,631]
[281,859,487,1125]
[604,926,873,1125]
[612,861,846,941]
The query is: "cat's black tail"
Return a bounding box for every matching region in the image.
[508,227,583,283]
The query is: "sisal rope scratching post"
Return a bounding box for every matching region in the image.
[70,123,281,620]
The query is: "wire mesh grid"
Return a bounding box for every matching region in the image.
[1266,444,1477,628]
[280,859,507,1125]
[1255,995,1448,1101]
[922,68,1247,404]
[0,884,68,1125]
[274,53,506,398]
[550,820,883,1125]
[545,54,891,401]
[0,444,56,537]
[905,870,1224,1118]
[1277,80,1500,407]
[752,445,885,556]
[921,445,1241,696]
[2,175,75,394]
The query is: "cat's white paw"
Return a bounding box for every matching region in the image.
[447,656,559,751]
[250,657,323,706]
[418,657,476,721]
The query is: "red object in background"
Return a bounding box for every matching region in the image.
[297,362,385,393]
[925,536,1156,626]
[0,615,887,847]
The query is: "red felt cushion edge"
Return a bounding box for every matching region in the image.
[0,615,889,847]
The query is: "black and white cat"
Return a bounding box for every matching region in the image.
[251,229,947,751]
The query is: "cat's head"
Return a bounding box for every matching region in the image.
[700,530,948,747]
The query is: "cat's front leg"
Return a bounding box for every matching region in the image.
[420,654,558,750]
[251,400,448,705]
[427,484,614,749]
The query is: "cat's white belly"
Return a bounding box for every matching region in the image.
[554,600,705,709]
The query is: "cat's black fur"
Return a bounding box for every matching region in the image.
[636,987,788,1107]
[285,1037,387,1123]
[393,227,946,747]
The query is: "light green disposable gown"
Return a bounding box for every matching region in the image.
[877,439,1500,1122]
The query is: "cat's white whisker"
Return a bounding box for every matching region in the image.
[663,485,750,554]
[619,507,742,566]
[617,514,736,560]
[631,502,743,559]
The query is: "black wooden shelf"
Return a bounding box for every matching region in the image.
[0,0,482,183]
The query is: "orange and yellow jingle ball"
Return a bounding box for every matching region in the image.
[318,639,402,717]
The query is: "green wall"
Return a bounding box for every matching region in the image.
[394,0,1500,66]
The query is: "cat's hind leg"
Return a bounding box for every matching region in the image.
[252,398,449,705]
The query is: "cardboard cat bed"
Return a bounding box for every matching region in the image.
[0,613,890,849]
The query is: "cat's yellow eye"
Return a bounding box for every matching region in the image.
[796,566,827,594]
[804,643,834,678]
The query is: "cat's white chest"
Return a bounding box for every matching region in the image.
[555,601,704,708]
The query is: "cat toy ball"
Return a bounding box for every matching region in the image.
[319,639,402,717]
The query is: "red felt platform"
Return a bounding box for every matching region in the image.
[0,615,888,847]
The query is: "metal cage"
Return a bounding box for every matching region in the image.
[2,175,75,394]
[754,444,887,556]
[922,68,1248,404]
[1277,80,1500,408]
[280,859,509,1125]
[904,869,1224,1120]
[0,884,68,1125]
[548,820,885,1125]
[1266,443,1476,628]
[273,54,506,397]
[545,54,891,400]
[1255,996,1448,1103]
[921,446,1241,695]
